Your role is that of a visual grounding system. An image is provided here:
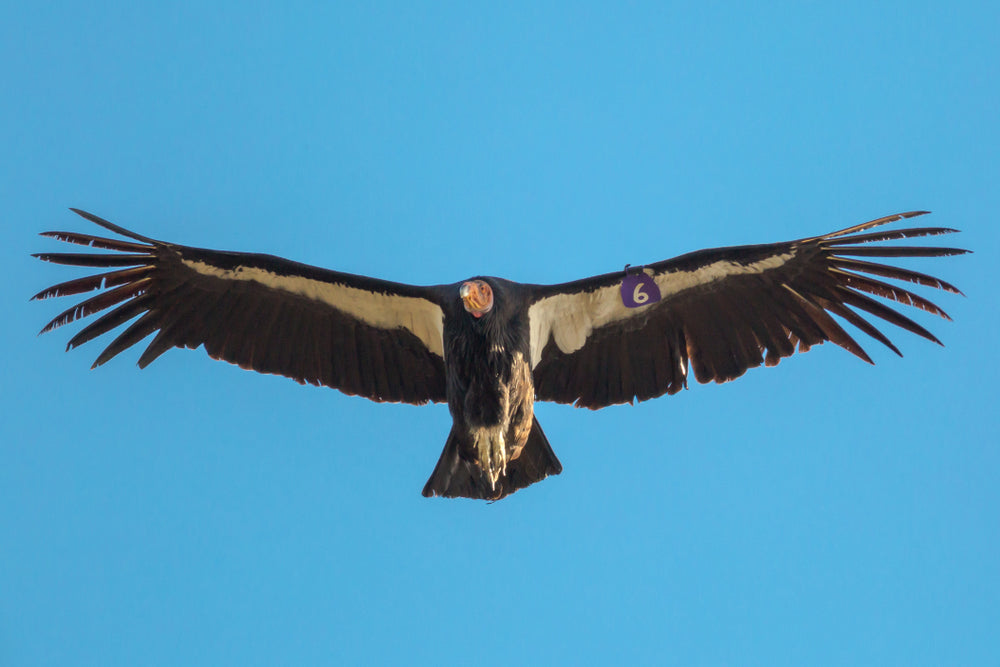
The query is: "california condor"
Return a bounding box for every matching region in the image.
[33,209,967,500]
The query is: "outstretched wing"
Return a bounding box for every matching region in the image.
[33,209,448,404]
[528,211,967,409]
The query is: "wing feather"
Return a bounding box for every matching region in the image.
[829,257,964,294]
[95,311,162,368]
[830,268,952,318]
[529,212,966,408]
[35,209,448,404]
[68,296,155,352]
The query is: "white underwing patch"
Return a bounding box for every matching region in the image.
[183,260,446,358]
[528,253,795,367]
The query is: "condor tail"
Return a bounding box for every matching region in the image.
[421,416,562,501]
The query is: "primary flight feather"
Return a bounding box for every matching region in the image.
[34,209,967,500]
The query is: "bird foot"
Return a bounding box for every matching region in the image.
[472,427,508,491]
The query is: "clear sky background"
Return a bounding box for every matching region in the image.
[2,2,997,665]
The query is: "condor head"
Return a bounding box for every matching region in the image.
[459,279,494,319]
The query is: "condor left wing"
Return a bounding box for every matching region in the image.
[34,209,448,404]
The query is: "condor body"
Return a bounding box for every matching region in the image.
[34,210,967,500]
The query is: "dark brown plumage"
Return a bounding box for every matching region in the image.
[33,209,967,500]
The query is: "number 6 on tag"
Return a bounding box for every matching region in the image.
[620,272,662,308]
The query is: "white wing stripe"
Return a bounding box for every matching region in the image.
[183,260,445,358]
[656,253,794,297]
[528,253,795,368]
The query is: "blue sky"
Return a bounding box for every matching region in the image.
[2,2,997,665]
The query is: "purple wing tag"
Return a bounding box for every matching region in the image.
[621,272,661,308]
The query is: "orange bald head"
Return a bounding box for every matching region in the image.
[460,280,493,318]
